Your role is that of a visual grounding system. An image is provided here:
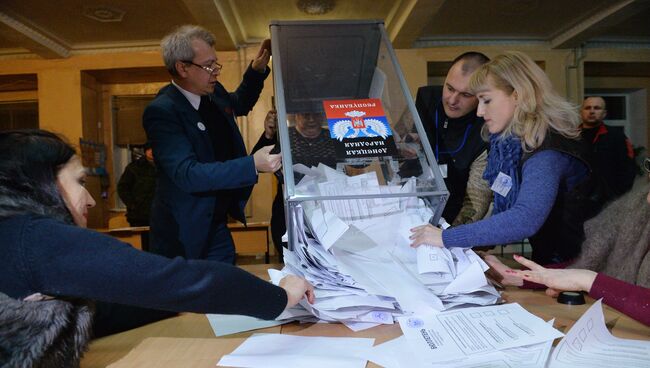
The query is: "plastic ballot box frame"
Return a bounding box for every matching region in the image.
[269,20,448,250]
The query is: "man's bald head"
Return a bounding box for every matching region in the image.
[581,96,607,128]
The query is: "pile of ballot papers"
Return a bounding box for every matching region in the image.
[270,164,500,329]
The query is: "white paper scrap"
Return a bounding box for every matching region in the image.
[217,333,374,368]
[205,314,285,337]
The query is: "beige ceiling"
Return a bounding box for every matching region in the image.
[0,0,649,59]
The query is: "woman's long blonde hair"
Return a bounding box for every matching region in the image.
[469,51,580,151]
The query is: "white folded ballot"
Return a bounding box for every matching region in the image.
[271,165,500,329]
[547,299,650,367]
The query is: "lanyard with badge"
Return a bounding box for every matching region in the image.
[434,104,472,178]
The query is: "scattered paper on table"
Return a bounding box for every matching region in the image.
[217,333,374,368]
[398,303,563,362]
[547,299,650,367]
[205,314,286,337]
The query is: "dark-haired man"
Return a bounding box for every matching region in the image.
[415,52,492,226]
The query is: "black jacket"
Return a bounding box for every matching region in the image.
[415,86,488,223]
[117,157,156,224]
[522,132,594,264]
[581,123,636,208]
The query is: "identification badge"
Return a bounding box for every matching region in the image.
[439,164,448,178]
[491,172,512,197]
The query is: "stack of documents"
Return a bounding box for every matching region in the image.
[273,165,500,328]
[366,299,650,367]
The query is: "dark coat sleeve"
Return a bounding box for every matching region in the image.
[21,218,287,320]
[220,63,270,116]
[251,132,276,155]
[143,101,258,193]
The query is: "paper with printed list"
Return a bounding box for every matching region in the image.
[398,302,563,362]
[366,320,555,368]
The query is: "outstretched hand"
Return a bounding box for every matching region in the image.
[478,251,523,286]
[508,254,597,295]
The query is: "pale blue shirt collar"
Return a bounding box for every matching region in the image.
[172,80,201,110]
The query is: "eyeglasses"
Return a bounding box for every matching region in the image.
[644,157,650,173]
[182,60,222,75]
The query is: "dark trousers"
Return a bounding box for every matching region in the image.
[203,221,236,264]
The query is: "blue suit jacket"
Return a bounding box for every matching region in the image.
[143,65,269,259]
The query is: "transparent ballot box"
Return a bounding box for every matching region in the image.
[270,20,448,250]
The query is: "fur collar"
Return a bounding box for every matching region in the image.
[0,293,94,368]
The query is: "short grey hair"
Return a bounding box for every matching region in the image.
[161,25,216,76]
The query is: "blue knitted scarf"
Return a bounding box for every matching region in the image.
[483,134,522,215]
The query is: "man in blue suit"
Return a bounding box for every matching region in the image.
[144,25,281,263]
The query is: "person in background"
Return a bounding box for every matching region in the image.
[0,130,314,366]
[483,157,650,327]
[580,96,636,213]
[117,143,156,250]
[252,110,336,257]
[415,52,492,226]
[143,25,281,263]
[410,51,594,265]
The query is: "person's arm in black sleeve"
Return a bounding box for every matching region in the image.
[225,64,270,117]
[21,218,288,320]
[612,131,636,196]
[251,131,276,155]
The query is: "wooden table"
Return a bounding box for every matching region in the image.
[80,264,650,368]
[97,226,150,250]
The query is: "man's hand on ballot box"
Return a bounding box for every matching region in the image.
[254,145,282,173]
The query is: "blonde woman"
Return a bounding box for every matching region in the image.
[411,51,593,264]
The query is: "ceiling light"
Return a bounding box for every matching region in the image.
[83,5,125,23]
[296,0,336,15]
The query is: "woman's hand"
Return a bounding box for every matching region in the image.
[509,255,597,295]
[479,252,523,286]
[279,275,315,308]
[409,224,443,248]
